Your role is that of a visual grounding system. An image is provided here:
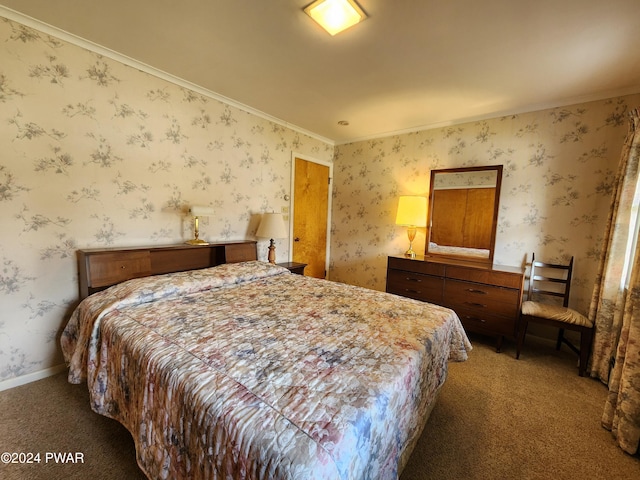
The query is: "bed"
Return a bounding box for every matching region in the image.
[428,241,490,259]
[61,250,471,480]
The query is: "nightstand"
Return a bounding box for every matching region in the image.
[277,262,307,275]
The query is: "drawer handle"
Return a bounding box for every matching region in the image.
[406,277,422,283]
[464,301,487,308]
[121,265,126,269]
[466,288,487,294]
[464,315,486,323]
[405,289,422,294]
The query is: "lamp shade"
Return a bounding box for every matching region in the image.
[189,205,214,217]
[256,213,287,239]
[395,196,427,227]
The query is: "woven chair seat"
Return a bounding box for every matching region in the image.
[522,301,592,327]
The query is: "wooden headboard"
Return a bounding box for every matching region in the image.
[77,240,257,299]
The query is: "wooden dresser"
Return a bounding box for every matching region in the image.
[386,254,524,352]
[78,240,257,299]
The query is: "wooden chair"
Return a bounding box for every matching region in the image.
[516,254,594,376]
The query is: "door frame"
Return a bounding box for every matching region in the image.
[289,152,333,279]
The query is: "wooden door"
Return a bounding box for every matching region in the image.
[464,188,496,249]
[292,157,330,278]
[431,188,495,248]
[431,189,467,246]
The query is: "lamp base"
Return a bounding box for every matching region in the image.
[267,239,276,264]
[185,238,209,245]
[404,226,417,258]
[404,248,417,258]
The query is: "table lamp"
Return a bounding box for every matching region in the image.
[256,212,287,263]
[395,196,427,258]
[186,205,214,245]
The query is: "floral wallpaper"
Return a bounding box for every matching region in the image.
[330,94,640,323]
[0,16,332,385]
[433,169,498,189]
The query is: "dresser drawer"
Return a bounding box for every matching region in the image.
[386,269,443,304]
[455,306,516,337]
[87,251,151,288]
[388,256,446,276]
[446,265,522,289]
[444,279,520,317]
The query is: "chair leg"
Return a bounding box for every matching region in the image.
[516,317,528,359]
[556,328,564,350]
[578,327,594,377]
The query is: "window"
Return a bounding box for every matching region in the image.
[622,176,640,288]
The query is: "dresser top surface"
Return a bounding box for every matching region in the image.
[388,254,524,275]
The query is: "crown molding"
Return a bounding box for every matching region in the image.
[335,85,640,146]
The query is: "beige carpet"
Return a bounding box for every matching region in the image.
[1,334,638,480]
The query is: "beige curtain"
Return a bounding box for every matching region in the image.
[588,107,640,455]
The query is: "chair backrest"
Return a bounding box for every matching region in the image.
[527,253,573,307]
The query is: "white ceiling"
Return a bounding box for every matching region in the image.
[2,0,640,144]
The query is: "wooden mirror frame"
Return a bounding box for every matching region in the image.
[425,165,503,264]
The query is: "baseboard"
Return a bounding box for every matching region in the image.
[0,364,67,392]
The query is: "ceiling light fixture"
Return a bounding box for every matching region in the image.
[304,0,367,36]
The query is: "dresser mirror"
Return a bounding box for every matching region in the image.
[425,165,503,264]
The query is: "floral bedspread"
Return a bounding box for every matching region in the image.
[61,261,471,480]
